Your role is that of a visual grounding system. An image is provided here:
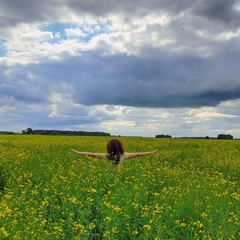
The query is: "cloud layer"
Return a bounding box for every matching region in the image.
[0,0,240,137]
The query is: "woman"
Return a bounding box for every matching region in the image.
[70,139,158,165]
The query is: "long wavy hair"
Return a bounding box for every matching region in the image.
[106,139,124,165]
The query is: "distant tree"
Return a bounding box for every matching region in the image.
[206,136,209,139]
[217,134,233,140]
[0,131,14,135]
[26,128,33,134]
[156,134,172,138]
[22,128,33,134]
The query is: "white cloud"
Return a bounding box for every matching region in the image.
[65,27,87,38]
[216,29,240,40]
[186,106,240,122]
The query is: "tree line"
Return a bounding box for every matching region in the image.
[21,128,111,136]
[217,134,233,139]
[0,131,15,135]
[155,134,234,139]
[0,129,235,139]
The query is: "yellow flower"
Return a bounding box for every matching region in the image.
[114,206,122,212]
[201,212,208,219]
[40,219,47,227]
[69,197,77,204]
[87,197,93,202]
[88,222,96,230]
[0,227,9,237]
[231,192,240,200]
[103,231,110,237]
[180,223,187,228]
[193,221,204,228]
[90,188,97,193]
[104,216,112,222]
[143,225,151,231]
[112,227,118,233]
[54,226,63,232]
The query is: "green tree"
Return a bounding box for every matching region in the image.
[22,128,33,134]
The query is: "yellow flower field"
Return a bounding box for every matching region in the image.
[0,135,239,239]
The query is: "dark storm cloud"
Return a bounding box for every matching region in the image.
[73,52,240,108]
[0,0,60,28]
[1,0,239,28]
[0,65,50,104]
[9,49,237,109]
[193,0,240,24]
[0,0,185,26]
[66,0,191,16]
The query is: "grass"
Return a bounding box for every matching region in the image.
[0,135,239,239]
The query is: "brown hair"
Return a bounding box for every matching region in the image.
[106,139,124,164]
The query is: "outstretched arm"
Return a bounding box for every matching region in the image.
[70,149,105,159]
[126,150,158,159]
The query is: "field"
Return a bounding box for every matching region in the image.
[0,135,239,239]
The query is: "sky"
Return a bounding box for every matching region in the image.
[0,0,240,138]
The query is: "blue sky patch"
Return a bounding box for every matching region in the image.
[40,21,112,43]
[41,23,73,43]
[0,39,7,57]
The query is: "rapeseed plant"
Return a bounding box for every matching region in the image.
[0,135,239,239]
